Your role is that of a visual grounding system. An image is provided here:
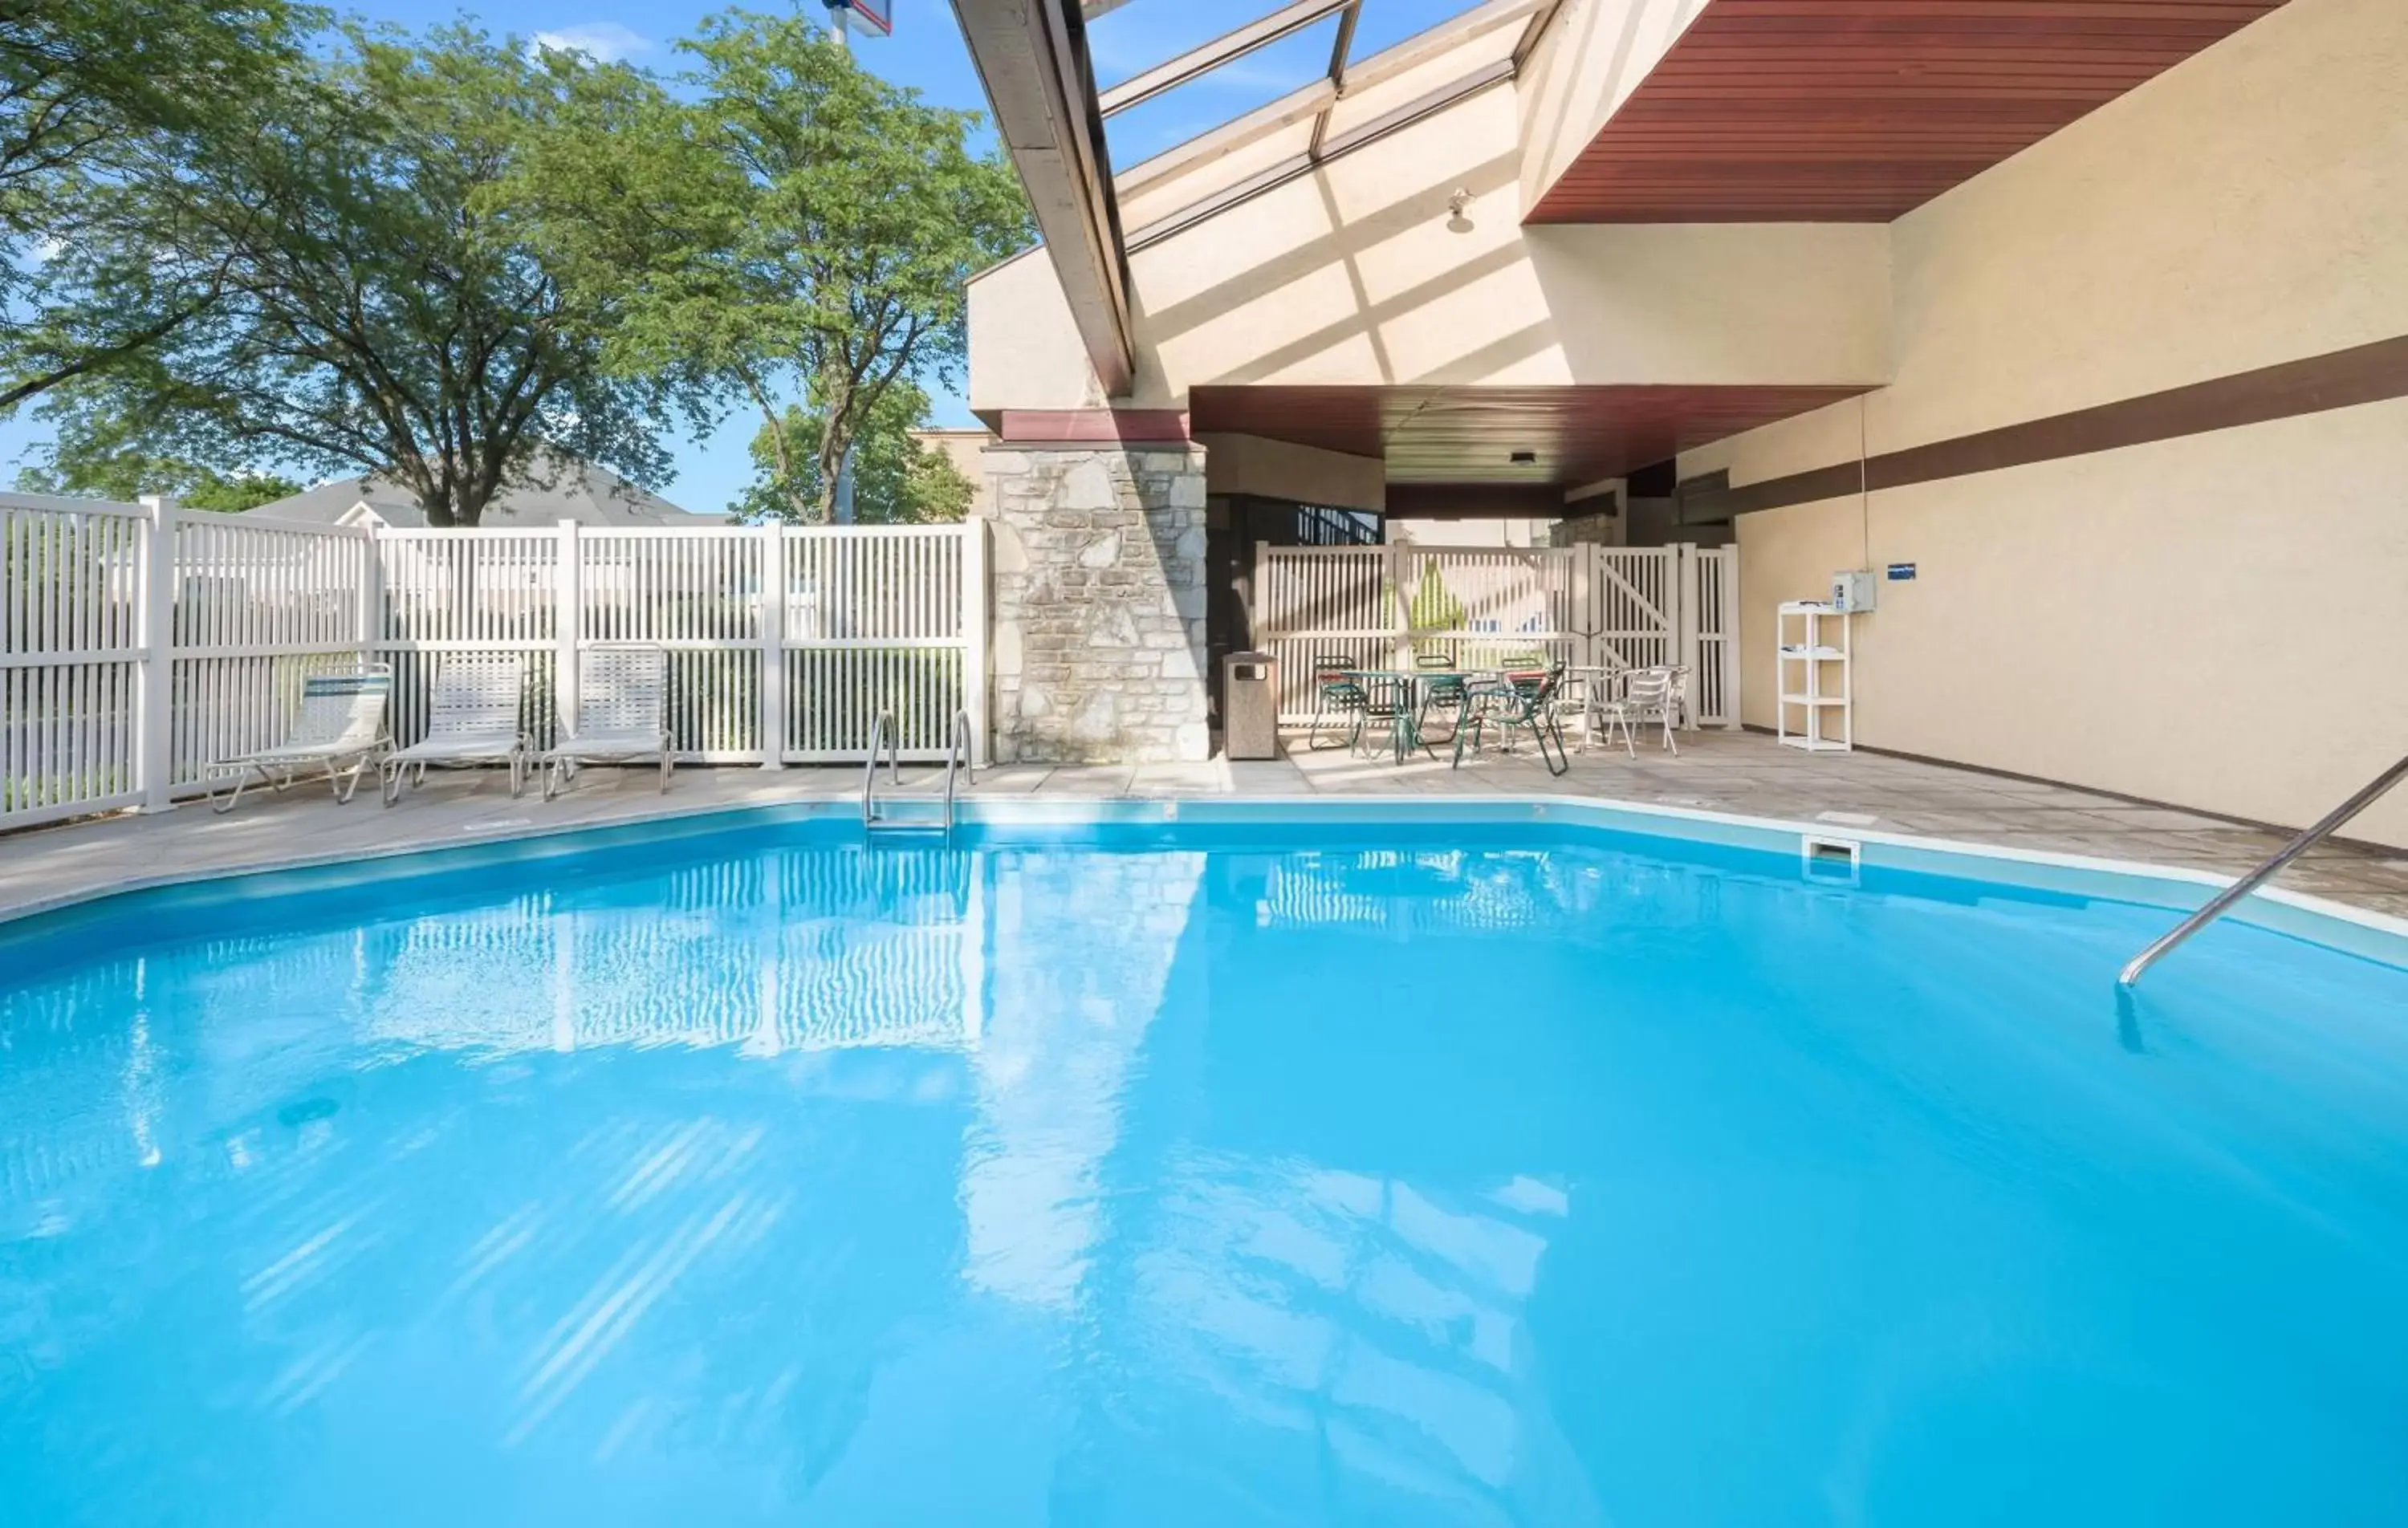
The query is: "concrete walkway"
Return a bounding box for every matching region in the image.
[5,729,2405,923]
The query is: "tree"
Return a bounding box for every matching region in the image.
[31,26,690,526]
[510,10,1028,524]
[14,447,300,512]
[0,0,315,411]
[737,384,974,525]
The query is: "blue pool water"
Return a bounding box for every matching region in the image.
[4,818,2407,1526]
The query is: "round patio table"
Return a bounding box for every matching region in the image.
[1342,668,1502,764]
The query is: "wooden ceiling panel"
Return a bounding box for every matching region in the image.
[1190,383,1869,486]
[1527,0,2290,224]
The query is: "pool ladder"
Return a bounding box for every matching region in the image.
[863,709,973,837]
[2118,746,2408,986]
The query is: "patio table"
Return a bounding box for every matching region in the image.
[1342,668,1503,764]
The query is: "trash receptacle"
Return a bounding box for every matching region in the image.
[1222,651,1279,760]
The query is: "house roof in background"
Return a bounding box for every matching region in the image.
[242,451,727,527]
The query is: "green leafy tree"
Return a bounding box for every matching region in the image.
[16,386,299,509]
[1,0,315,411]
[510,10,1028,523]
[31,26,690,526]
[737,384,974,525]
[15,449,299,512]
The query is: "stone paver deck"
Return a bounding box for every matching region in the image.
[4,729,2405,924]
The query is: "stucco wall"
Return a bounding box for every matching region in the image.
[1703,0,2408,845]
[1735,398,2408,847]
[1197,433,1385,512]
[968,63,1889,412]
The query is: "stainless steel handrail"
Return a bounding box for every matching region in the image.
[2119,749,2408,986]
[861,710,901,824]
[940,708,972,828]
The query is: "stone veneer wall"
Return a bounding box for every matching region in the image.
[984,444,1210,764]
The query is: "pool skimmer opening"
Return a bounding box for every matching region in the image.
[1802,834,1863,885]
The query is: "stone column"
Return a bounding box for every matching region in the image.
[984,443,1210,764]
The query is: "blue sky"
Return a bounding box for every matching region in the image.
[6,1,1474,513]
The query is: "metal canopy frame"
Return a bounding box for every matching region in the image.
[954,0,1568,400]
[950,0,1136,395]
[1098,0,1357,119]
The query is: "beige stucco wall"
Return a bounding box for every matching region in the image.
[911,429,999,516]
[1735,397,2408,847]
[1197,433,1385,512]
[968,35,1889,413]
[1702,0,2408,845]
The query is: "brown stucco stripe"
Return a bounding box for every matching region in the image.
[997,408,1193,445]
[1694,333,2408,520]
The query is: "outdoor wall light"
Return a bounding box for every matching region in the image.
[1446,187,1474,233]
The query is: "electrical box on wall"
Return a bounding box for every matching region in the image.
[1830,569,1879,612]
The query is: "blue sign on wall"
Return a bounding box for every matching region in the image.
[1886,563,1918,581]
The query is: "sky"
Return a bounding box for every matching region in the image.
[6,0,1479,514]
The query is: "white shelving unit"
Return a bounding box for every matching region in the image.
[1776,602,1853,753]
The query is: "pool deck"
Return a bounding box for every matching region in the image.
[4,729,2406,924]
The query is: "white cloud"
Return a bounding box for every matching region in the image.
[529,22,650,63]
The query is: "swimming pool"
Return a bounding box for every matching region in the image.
[4,805,2406,1525]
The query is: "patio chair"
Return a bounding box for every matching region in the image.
[541,644,673,799]
[1414,651,1468,746]
[209,664,393,814]
[1452,663,1570,776]
[1307,652,1369,753]
[1597,665,1686,758]
[380,653,530,806]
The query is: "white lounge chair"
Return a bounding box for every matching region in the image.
[209,665,394,814]
[381,653,530,806]
[542,644,673,800]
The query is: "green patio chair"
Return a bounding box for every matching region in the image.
[1308,653,1369,753]
[1415,651,1467,746]
[1452,662,1570,776]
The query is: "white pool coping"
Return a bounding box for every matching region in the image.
[4,791,2405,971]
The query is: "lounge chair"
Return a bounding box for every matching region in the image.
[209,665,394,814]
[380,653,530,805]
[541,644,673,799]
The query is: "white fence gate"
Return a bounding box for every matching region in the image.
[1252,542,1739,726]
[0,492,984,831]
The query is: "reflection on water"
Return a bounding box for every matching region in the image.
[962,849,1202,1309]
[6,836,2408,1525]
[1125,1159,1584,1521]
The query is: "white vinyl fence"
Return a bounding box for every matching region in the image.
[0,492,984,831]
[1252,542,1740,726]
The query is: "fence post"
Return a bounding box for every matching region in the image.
[1572,543,1595,670]
[554,519,581,737]
[356,523,382,664]
[757,522,786,769]
[134,495,177,811]
[963,518,990,766]
[1672,543,1701,729]
[1385,541,1411,667]
[1250,538,1270,652]
[1718,547,1742,729]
